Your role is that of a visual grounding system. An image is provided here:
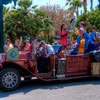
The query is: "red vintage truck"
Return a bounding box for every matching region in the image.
[0,46,98,92]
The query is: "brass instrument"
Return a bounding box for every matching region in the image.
[78,38,85,54]
[95,32,100,45]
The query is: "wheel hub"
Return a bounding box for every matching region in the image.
[2,72,18,89]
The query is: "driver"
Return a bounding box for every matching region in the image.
[37,41,55,73]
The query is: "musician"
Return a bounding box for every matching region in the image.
[74,21,85,36]
[37,41,55,73]
[79,21,85,29]
[88,26,100,52]
[70,28,88,55]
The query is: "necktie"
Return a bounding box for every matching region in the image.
[94,32,96,41]
[44,48,46,57]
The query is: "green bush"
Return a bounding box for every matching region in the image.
[76,8,100,32]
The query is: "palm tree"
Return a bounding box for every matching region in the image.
[66,0,82,18]
[18,0,32,9]
[73,0,82,18]
[66,0,74,18]
[83,0,87,13]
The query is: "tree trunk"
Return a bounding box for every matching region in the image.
[83,0,87,13]
[90,0,93,10]
[77,7,79,19]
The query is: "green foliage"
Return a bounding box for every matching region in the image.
[70,0,82,7]
[3,7,10,15]
[18,0,32,9]
[71,31,77,40]
[3,0,53,43]
[76,8,100,32]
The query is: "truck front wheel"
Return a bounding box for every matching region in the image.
[0,68,21,92]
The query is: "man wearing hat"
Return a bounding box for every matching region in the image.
[37,41,55,73]
[70,27,89,55]
[30,38,41,59]
[79,21,85,29]
[31,38,41,51]
[88,26,100,52]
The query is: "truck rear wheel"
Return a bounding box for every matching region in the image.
[0,68,21,92]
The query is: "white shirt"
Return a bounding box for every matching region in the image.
[38,44,55,57]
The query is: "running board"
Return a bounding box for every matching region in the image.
[43,75,93,81]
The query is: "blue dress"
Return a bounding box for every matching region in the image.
[70,32,89,55]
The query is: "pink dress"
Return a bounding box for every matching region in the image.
[60,31,67,46]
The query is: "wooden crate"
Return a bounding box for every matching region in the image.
[91,62,100,75]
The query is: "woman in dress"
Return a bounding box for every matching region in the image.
[60,24,67,49]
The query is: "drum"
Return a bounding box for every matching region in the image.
[91,62,100,75]
[93,50,100,62]
[56,58,66,78]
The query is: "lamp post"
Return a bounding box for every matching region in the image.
[0,0,17,53]
[98,0,100,10]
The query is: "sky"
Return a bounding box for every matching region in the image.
[4,0,99,14]
[33,0,99,9]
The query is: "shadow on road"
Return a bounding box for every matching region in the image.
[0,77,100,98]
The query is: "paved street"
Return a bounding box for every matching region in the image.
[0,78,100,100]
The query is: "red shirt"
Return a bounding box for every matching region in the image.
[24,43,31,51]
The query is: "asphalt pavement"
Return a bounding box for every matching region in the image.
[0,77,100,100]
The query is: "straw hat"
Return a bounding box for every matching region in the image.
[15,39,22,47]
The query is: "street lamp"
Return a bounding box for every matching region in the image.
[0,0,17,53]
